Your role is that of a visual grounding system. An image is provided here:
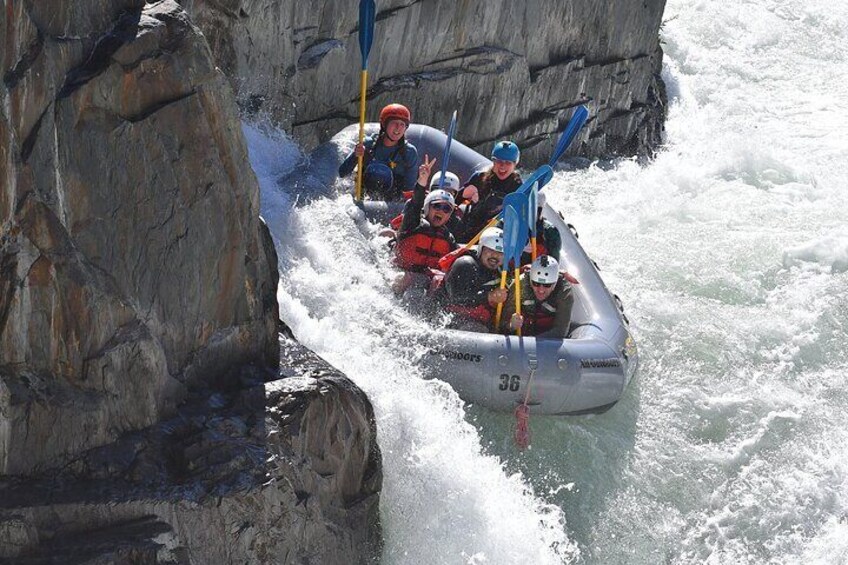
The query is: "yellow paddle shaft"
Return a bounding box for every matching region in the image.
[493,270,508,330]
[460,215,499,251]
[354,69,368,202]
[514,267,522,336]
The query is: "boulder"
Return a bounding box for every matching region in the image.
[0,334,382,563]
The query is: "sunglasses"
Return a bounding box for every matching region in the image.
[531,280,555,288]
[430,202,454,213]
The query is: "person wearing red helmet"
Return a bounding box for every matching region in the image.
[338,103,420,200]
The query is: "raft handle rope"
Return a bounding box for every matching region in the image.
[614,294,630,326]
[514,355,538,450]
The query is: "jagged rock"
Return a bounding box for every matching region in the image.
[1,1,382,561]
[1,1,278,474]
[0,334,382,563]
[182,0,667,163]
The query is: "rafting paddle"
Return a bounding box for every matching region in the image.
[354,0,377,202]
[437,110,458,191]
[504,191,529,335]
[460,105,589,248]
[493,192,530,333]
[527,181,539,262]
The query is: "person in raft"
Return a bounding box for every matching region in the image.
[456,140,523,241]
[427,171,466,241]
[442,226,507,331]
[391,155,458,295]
[338,103,419,200]
[501,255,574,338]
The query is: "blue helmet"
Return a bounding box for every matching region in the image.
[364,162,394,194]
[491,140,520,164]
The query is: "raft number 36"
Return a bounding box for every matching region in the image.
[498,374,521,392]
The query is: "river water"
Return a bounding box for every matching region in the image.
[244,0,848,562]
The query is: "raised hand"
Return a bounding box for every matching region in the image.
[417,154,437,185]
[509,313,524,331]
[488,287,507,306]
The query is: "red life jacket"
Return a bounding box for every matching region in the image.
[519,297,558,334]
[438,246,468,272]
[446,303,492,324]
[394,227,454,270]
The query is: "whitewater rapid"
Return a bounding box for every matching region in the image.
[244,0,848,562]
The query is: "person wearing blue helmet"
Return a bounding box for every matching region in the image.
[456,140,523,242]
[338,103,420,200]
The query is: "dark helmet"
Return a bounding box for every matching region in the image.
[364,162,394,194]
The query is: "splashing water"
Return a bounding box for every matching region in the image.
[243,121,578,564]
[243,0,848,562]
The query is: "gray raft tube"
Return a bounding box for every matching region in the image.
[334,123,638,415]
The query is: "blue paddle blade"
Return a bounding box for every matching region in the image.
[502,205,521,272]
[493,166,551,223]
[502,192,530,266]
[517,165,554,197]
[438,110,458,191]
[358,0,376,69]
[548,105,589,167]
[527,182,538,237]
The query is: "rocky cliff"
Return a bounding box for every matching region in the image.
[0,331,382,563]
[1,0,380,561]
[182,0,667,164]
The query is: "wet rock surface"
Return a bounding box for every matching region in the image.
[1,0,278,474]
[183,0,667,164]
[2,1,382,562]
[0,333,382,564]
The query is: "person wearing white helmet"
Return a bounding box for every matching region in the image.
[428,170,466,240]
[429,171,461,193]
[520,190,561,263]
[500,255,575,338]
[393,154,458,286]
[441,226,508,331]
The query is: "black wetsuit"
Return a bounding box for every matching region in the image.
[458,170,522,241]
[442,249,501,326]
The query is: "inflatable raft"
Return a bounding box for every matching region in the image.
[338,124,638,415]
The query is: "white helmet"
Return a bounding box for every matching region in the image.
[424,189,455,212]
[429,171,461,193]
[530,255,560,285]
[479,227,504,253]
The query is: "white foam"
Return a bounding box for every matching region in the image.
[783,230,848,273]
[246,121,577,564]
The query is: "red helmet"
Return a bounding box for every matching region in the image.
[379,104,411,126]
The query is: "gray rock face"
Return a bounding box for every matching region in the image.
[2,3,382,562]
[0,334,383,563]
[182,0,667,164]
[1,1,279,474]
